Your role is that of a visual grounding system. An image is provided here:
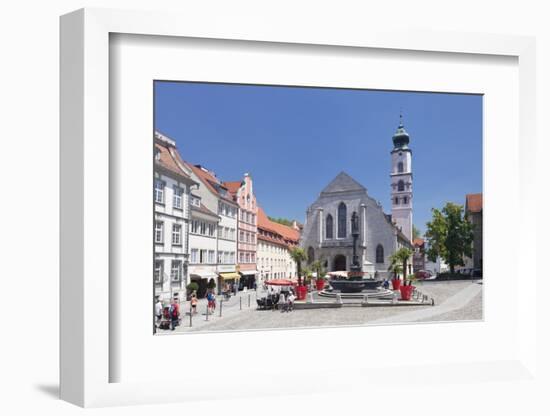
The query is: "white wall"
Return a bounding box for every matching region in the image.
[4,1,548,415]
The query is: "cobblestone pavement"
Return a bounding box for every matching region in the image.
[157,280,483,334]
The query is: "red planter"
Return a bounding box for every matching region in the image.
[399,285,415,301]
[296,285,307,300]
[391,279,401,290]
[315,279,326,291]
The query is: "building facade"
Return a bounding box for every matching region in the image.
[187,193,223,298]
[465,193,483,270]
[224,174,259,290]
[257,207,300,287]
[413,238,426,272]
[300,120,414,279]
[154,132,197,302]
[185,162,240,294]
[390,116,413,242]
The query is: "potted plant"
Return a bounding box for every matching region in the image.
[311,259,327,291]
[399,274,417,300]
[388,257,403,290]
[290,247,308,300]
[389,247,413,292]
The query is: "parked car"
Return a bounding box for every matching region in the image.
[415,270,432,280]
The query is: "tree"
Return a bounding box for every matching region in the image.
[268,216,293,226]
[387,255,403,279]
[412,225,421,240]
[290,247,308,286]
[389,248,413,283]
[425,202,474,274]
[311,259,326,280]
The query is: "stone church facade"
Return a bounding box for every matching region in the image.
[300,120,414,278]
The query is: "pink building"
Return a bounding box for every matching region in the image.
[224,173,258,289]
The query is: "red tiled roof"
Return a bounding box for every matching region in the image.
[154,142,192,179]
[413,238,424,247]
[466,193,482,213]
[184,163,237,204]
[223,181,242,196]
[257,207,300,246]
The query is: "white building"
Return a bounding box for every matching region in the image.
[154,132,197,302]
[187,193,223,297]
[390,115,413,242]
[257,207,300,287]
[184,163,240,294]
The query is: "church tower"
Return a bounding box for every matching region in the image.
[390,115,413,242]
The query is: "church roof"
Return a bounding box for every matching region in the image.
[320,172,366,195]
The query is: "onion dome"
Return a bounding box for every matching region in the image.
[392,115,410,150]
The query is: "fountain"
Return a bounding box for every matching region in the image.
[321,212,393,300]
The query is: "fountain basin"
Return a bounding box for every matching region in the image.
[328,279,381,293]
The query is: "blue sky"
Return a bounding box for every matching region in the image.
[155,81,482,235]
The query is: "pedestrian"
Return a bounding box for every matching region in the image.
[169,298,179,330]
[190,294,198,315]
[288,292,296,311]
[279,291,287,312]
[207,290,216,313]
[155,297,163,327]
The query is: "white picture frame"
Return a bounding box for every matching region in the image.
[60,8,537,408]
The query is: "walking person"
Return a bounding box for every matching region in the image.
[190,293,198,315]
[288,291,296,312]
[169,299,180,330]
[155,297,163,327]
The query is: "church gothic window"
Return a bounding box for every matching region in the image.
[394,197,399,205]
[398,161,404,173]
[337,202,347,238]
[403,196,408,204]
[376,244,384,263]
[307,247,315,265]
[326,214,333,239]
[398,180,405,192]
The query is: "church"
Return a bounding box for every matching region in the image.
[300,118,414,278]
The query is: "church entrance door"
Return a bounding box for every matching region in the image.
[333,255,347,271]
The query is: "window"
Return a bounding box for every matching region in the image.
[208,223,215,237]
[251,253,255,263]
[154,179,165,203]
[190,249,198,263]
[239,252,244,263]
[173,186,183,209]
[398,180,405,192]
[397,161,404,173]
[171,260,182,281]
[245,253,251,263]
[200,221,206,235]
[403,196,408,204]
[154,221,164,243]
[171,224,182,245]
[376,244,384,264]
[337,202,347,238]
[154,260,163,284]
[200,249,207,264]
[307,247,315,265]
[208,250,215,263]
[240,231,245,242]
[394,197,399,205]
[326,214,333,239]
[191,196,200,207]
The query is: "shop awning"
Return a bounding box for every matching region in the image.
[219,272,240,279]
[240,270,258,276]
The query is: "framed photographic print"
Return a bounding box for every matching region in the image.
[60,8,537,408]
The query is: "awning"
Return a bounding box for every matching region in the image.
[240,270,258,276]
[219,272,240,279]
